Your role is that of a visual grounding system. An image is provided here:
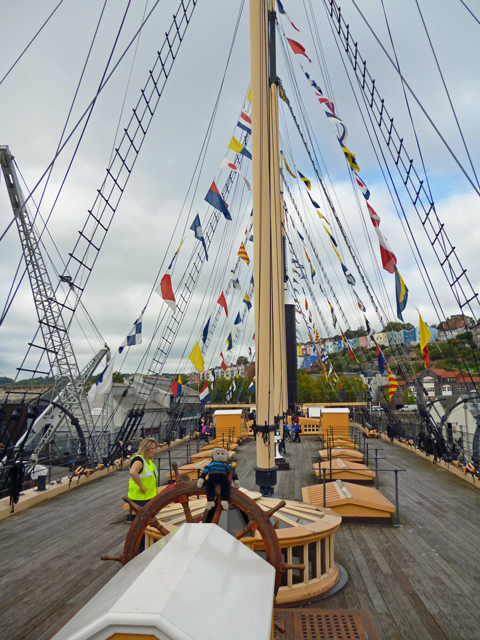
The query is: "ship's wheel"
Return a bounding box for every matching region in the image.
[102,469,296,595]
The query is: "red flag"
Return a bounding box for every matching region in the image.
[220,352,228,371]
[287,38,312,63]
[217,291,228,317]
[367,203,397,274]
[158,274,176,312]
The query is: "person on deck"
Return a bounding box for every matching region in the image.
[128,438,159,551]
[292,414,301,443]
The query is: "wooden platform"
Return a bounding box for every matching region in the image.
[302,480,395,518]
[1,436,480,640]
[313,459,375,483]
[189,449,236,462]
[319,447,364,462]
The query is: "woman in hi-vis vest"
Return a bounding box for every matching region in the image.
[128,438,159,551]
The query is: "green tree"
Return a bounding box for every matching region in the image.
[113,371,124,383]
[402,388,416,405]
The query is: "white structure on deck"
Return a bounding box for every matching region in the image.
[51,524,275,640]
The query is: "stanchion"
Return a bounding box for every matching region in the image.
[323,468,326,507]
[393,470,403,528]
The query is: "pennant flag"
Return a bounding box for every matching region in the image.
[388,369,399,402]
[220,352,228,371]
[297,230,304,241]
[205,181,231,220]
[248,378,255,392]
[234,312,244,332]
[316,208,331,226]
[238,242,250,265]
[277,0,300,30]
[167,238,185,270]
[284,156,296,178]
[339,141,360,171]
[354,290,366,312]
[119,310,144,354]
[190,214,208,261]
[315,92,336,115]
[230,271,241,290]
[202,317,210,345]
[341,263,356,286]
[418,311,432,368]
[325,111,348,142]
[228,136,252,160]
[376,343,387,375]
[287,38,312,62]
[237,109,252,134]
[247,87,251,102]
[367,203,397,273]
[328,300,337,328]
[199,380,210,404]
[248,347,252,357]
[354,172,370,200]
[298,170,311,190]
[226,332,233,351]
[157,273,176,313]
[305,298,308,311]
[170,374,182,399]
[250,275,254,286]
[310,263,316,283]
[219,156,251,190]
[306,190,320,209]
[209,369,216,385]
[217,291,228,317]
[395,266,409,321]
[189,342,205,373]
[88,356,116,400]
[243,293,252,310]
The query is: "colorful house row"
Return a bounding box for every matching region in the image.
[297,327,430,359]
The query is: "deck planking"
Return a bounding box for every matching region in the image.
[0,434,479,640]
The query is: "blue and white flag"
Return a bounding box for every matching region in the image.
[202,317,210,345]
[226,382,232,401]
[230,271,241,291]
[119,311,144,354]
[88,356,116,400]
[234,312,244,332]
[341,263,356,286]
[248,378,255,393]
[209,369,216,385]
[190,214,208,261]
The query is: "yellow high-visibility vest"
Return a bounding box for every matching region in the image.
[128,455,158,501]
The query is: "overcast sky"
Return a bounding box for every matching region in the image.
[0,0,479,380]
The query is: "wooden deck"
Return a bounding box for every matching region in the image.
[0,435,479,640]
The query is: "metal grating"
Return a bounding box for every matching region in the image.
[274,608,382,640]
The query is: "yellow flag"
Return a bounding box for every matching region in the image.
[246,87,251,102]
[418,312,431,353]
[189,342,205,373]
[316,209,331,226]
[228,136,244,154]
[284,156,297,178]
